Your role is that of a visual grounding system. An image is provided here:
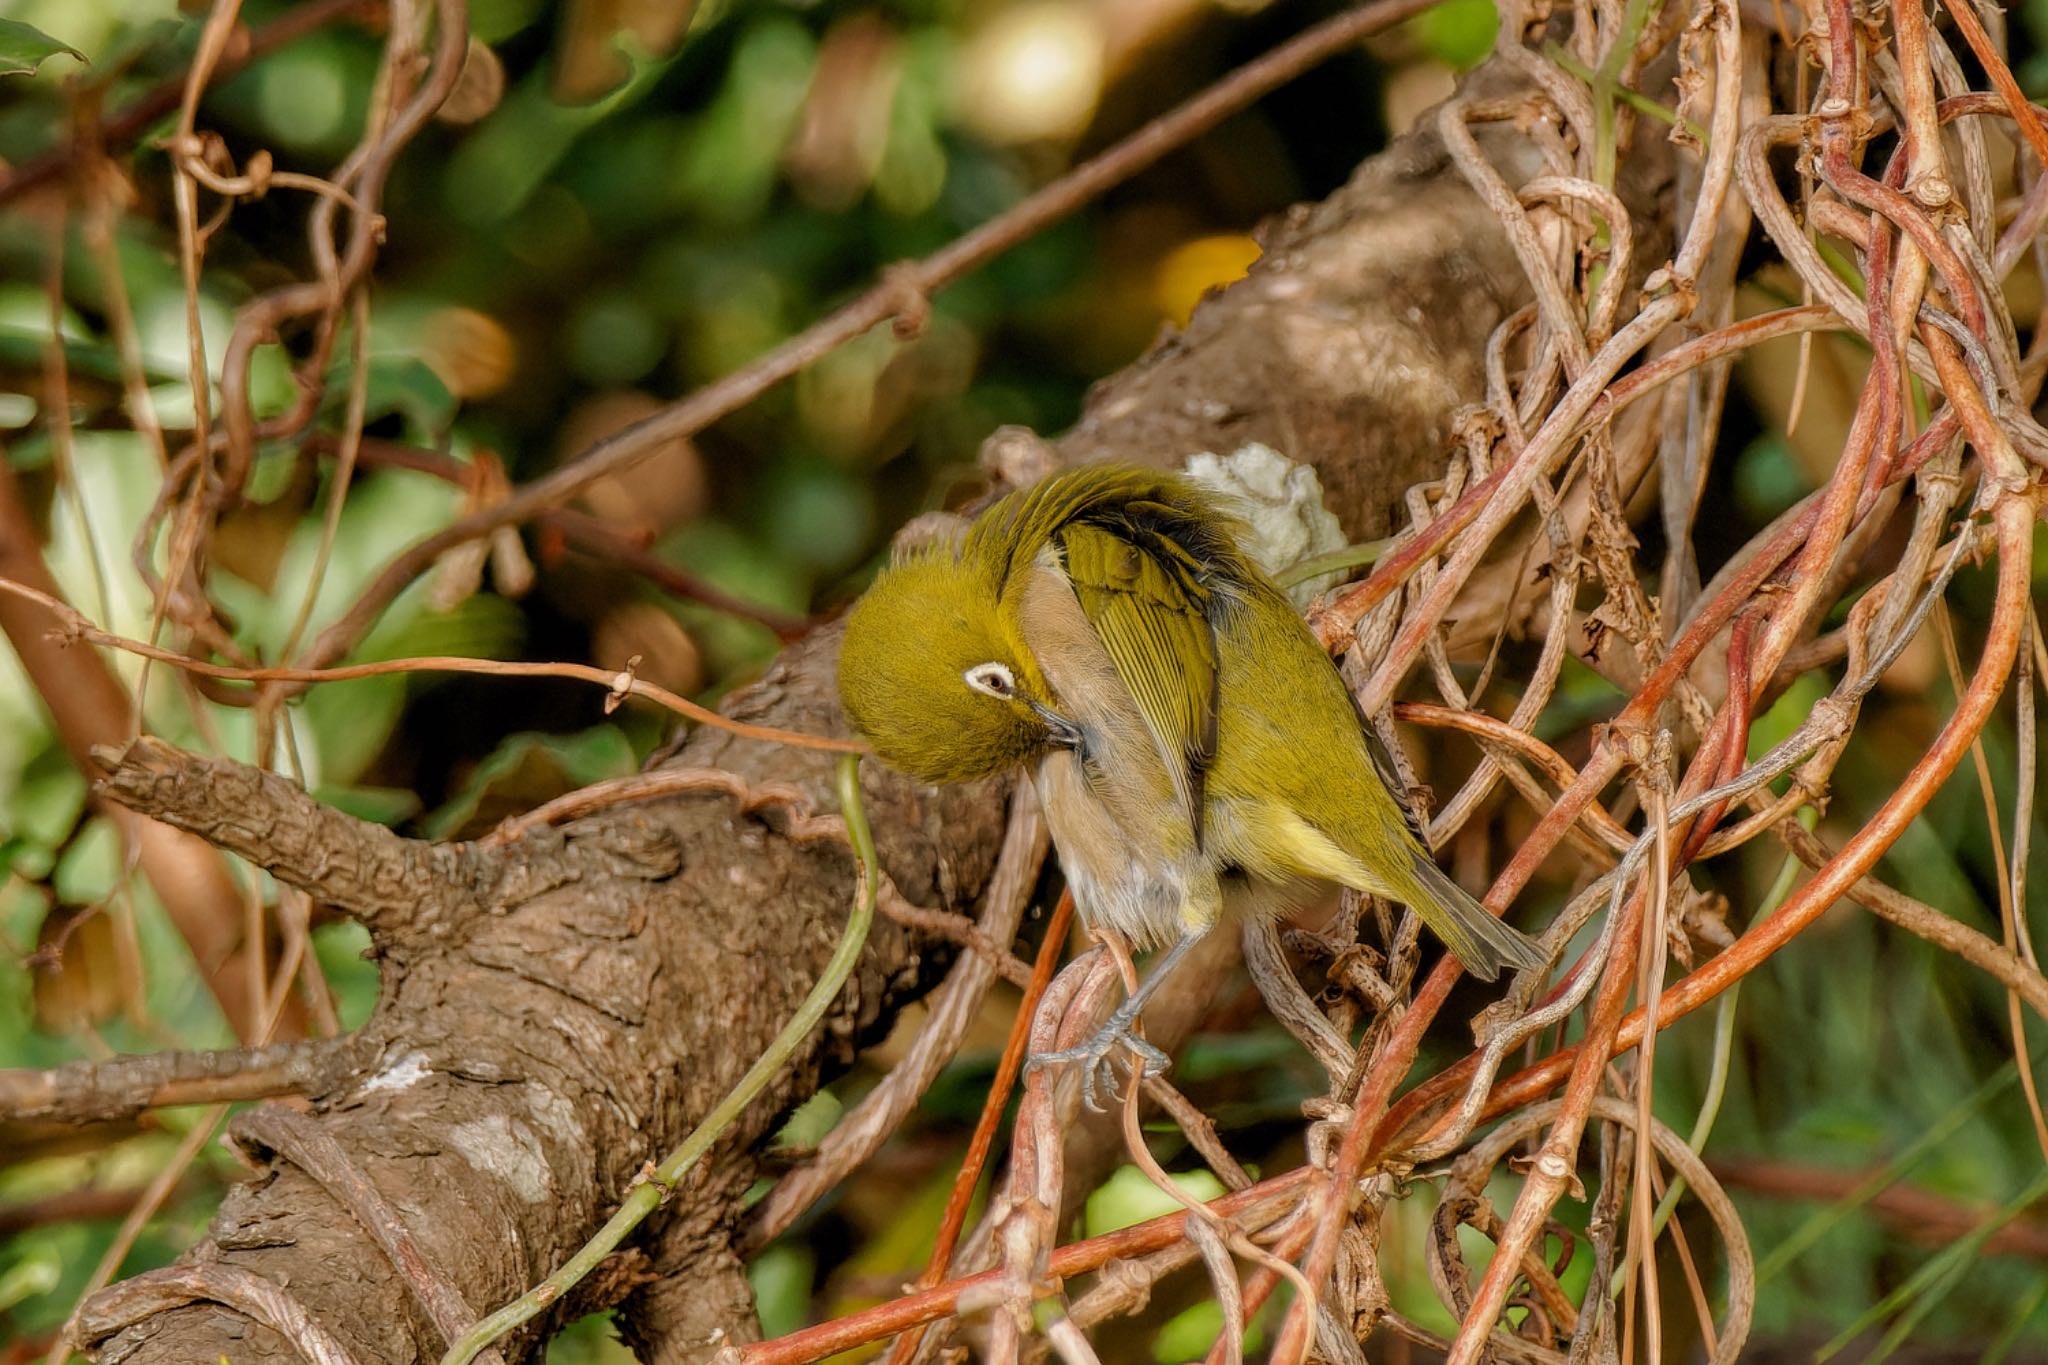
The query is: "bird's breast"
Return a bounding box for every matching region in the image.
[1034,750,1196,948]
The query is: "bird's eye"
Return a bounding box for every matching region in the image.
[964,663,1016,698]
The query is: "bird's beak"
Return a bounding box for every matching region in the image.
[1026,698,1083,750]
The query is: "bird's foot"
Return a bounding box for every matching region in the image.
[1027,1003,1171,1112]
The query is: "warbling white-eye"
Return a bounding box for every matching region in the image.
[838,464,1544,1093]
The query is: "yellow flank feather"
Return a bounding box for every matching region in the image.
[1261,809,1393,893]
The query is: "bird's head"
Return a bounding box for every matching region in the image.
[838,544,1071,785]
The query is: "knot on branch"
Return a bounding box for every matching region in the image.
[1638,265,1698,314]
[881,261,933,339]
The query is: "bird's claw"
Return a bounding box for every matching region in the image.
[1028,1010,1171,1112]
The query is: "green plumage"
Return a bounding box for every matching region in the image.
[1058,521,1218,810]
[838,463,1543,982]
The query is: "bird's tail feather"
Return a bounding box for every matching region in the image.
[1404,849,1547,982]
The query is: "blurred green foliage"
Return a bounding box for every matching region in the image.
[0,19,82,80]
[1411,0,1496,69]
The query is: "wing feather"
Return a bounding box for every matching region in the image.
[1057,519,1219,828]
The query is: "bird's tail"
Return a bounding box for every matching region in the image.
[1403,849,1548,982]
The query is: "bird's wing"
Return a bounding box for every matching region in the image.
[1361,718,1436,848]
[1058,517,1219,820]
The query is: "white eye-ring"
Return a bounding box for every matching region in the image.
[964,662,1017,699]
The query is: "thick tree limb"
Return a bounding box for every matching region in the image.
[78,632,1007,1364]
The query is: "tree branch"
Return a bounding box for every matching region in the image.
[0,1037,365,1126]
[93,737,480,950]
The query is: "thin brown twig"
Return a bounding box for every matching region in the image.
[0,1037,363,1126]
[882,890,1077,1365]
[0,575,862,754]
[737,1170,1316,1364]
[289,0,1446,685]
[0,0,378,210]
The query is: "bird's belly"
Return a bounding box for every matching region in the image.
[1033,751,1198,949]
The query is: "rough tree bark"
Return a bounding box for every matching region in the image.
[68,63,1667,1365]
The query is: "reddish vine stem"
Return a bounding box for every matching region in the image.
[734,1156,1316,1364]
[1936,0,2048,167]
[883,890,1076,1365]
[1460,493,2036,1142]
[1440,24,1945,1332]
[1286,26,1940,1349]
[1447,885,1648,1365]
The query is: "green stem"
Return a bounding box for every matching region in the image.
[1754,1060,2019,1285]
[1813,235,1867,292]
[1981,1274,2048,1365]
[1542,44,1710,147]
[1813,1167,2048,1363]
[1645,811,1814,1231]
[1276,538,1392,588]
[441,753,878,1365]
[1560,0,1663,316]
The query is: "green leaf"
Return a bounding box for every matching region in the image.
[1083,1164,1225,1238]
[545,1310,638,1364]
[0,328,176,387]
[745,1246,815,1343]
[11,740,90,848]
[419,725,638,839]
[1410,0,1498,69]
[0,1248,61,1312]
[314,921,381,1031]
[0,835,34,882]
[769,1089,842,1150]
[0,19,84,78]
[1156,1298,1271,1363]
[328,353,457,439]
[443,32,691,225]
[313,784,425,827]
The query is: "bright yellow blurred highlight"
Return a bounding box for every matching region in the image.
[1154,233,1261,326]
[957,1,1105,144]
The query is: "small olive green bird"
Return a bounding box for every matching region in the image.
[839,464,1543,1091]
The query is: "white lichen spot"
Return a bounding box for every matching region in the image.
[360,1051,433,1096]
[525,1084,585,1149]
[448,1115,551,1204]
[1183,444,1347,607]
